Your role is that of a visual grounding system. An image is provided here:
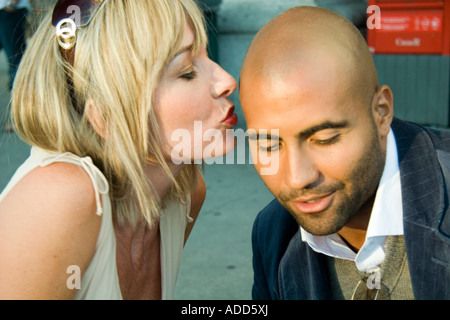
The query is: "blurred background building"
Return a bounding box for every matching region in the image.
[204,0,450,129]
[26,0,449,128]
[22,0,450,127]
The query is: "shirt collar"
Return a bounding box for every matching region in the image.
[366,130,404,238]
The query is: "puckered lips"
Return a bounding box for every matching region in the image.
[222,106,238,126]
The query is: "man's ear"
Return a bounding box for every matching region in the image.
[372,85,394,139]
[85,99,106,138]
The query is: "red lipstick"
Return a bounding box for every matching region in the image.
[222,107,238,126]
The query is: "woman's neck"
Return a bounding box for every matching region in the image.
[143,161,186,201]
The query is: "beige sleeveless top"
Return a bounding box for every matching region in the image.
[0,147,191,300]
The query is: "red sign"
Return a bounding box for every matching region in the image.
[367,0,450,55]
[381,11,443,32]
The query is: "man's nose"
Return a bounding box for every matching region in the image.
[283,147,320,190]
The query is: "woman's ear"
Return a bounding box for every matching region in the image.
[85,99,106,138]
[372,85,394,139]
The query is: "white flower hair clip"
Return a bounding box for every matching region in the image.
[55,18,77,50]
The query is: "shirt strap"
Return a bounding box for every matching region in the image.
[40,152,109,216]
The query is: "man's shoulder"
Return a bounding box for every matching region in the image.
[392,118,450,152]
[393,118,450,236]
[253,199,299,247]
[252,199,300,300]
[393,118,450,176]
[255,198,296,228]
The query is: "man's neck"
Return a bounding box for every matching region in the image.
[337,195,375,253]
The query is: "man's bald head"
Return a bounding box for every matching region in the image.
[239,6,395,241]
[240,6,378,106]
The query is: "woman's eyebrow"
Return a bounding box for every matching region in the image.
[174,43,194,58]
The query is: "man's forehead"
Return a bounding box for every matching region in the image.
[240,7,378,109]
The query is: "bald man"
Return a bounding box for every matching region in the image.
[240,7,450,300]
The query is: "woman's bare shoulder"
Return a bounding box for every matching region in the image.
[0,161,99,221]
[0,161,102,299]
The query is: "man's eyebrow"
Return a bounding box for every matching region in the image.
[247,131,279,141]
[298,120,350,139]
[246,121,349,141]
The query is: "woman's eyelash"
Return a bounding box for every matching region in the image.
[180,70,197,80]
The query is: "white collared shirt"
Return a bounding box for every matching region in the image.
[300,130,404,273]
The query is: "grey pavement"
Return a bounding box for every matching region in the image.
[0,49,274,299]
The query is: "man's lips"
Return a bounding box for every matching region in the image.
[222,106,238,126]
[292,192,335,214]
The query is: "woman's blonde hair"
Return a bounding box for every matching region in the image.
[11,0,208,227]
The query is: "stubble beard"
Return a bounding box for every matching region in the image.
[278,132,386,236]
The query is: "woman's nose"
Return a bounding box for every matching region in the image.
[211,62,237,99]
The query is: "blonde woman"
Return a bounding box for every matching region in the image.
[0,0,237,300]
